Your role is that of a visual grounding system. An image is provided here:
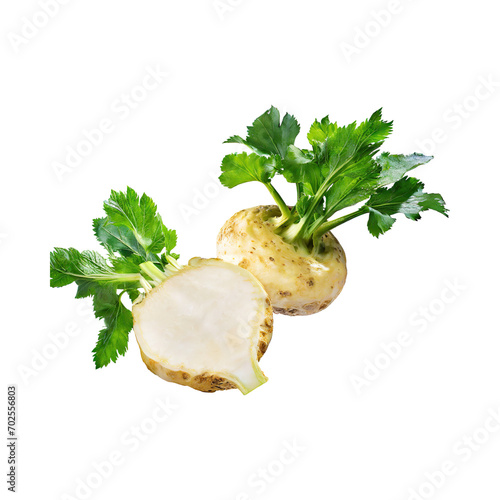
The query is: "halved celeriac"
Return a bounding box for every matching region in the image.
[133,258,273,394]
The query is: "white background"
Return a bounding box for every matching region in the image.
[1,1,499,499]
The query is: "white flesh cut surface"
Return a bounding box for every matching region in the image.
[133,259,271,394]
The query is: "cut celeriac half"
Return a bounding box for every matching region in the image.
[49,187,273,395]
[133,258,273,394]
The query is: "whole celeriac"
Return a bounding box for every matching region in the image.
[217,107,448,315]
[218,205,346,315]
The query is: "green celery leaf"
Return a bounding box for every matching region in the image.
[93,217,143,257]
[321,109,393,179]
[281,145,324,196]
[400,191,449,221]
[376,153,433,186]
[323,163,382,216]
[296,195,313,218]
[50,187,181,371]
[367,210,396,237]
[322,152,436,220]
[364,177,448,236]
[301,110,392,226]
[162,226,177,254]
[367,177,424,215]
[103,187,165,256]
[92,287,133,368]
[225,106,300,158]
[50,248,139,298]
[50,248,109,288]
[307,116,338,146]
[110,254,143,274]
[325,176,367,214]
[219,152,276,188]
[127,290,140,302]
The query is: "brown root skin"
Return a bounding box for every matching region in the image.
[138,311,272,393]
[217,206,347,316]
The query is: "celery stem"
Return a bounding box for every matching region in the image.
[139,276,153,293]
[140,261,167,286]
[312,207,368,239]
[264,183,291,220]
[277,218,305,244]
[165,255,181,270]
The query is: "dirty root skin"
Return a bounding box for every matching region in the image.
[217,206,347,316]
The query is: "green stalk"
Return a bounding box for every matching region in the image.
[140,261,167,286]
[54,271,142,282]
[139,276,153,293]
[296,183,303,203]
[281,188,325,245]
[311,207,368,240]
[295,156,355,236]
[276,217,306,243]
[264,182,291,220]
[165,255,182,270]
